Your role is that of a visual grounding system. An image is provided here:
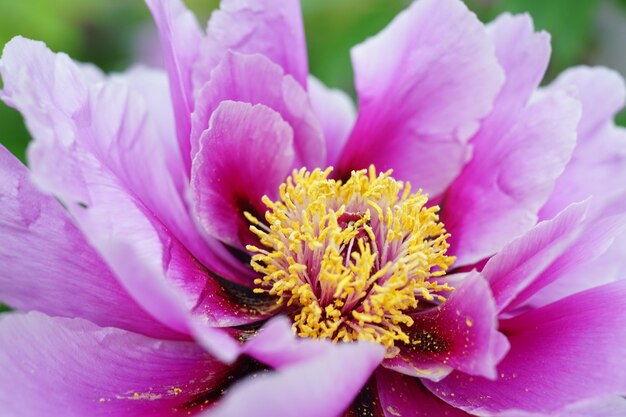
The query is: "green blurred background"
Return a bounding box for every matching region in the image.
[1,0,626,159]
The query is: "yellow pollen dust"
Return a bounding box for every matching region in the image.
[245,166,455,353]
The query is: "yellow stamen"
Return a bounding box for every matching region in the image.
[246,166,455,353]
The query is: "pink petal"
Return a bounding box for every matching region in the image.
[0,312,232,417]
[168,236,279,328]
[0,146,178,339]
[241,316,331,369]
[541,68,626,220]
[442,88,580,267]
[440,13,575,267]
[493,397,626,417]
[524,225,626,310]
[481,201,589,312]
[336,0,504,195]
[145,0,202,172]
[534,67,626,307]
[202,341,384,417]
[307,76,356,167]
[191,101,295,251]
[102,66,253,286]
[118,67,178,174]
[0,37,235,334]
[0,36,236,275]
[191,51,324,168]
[192,0,308,91]
[552,66,626,141]
[555,397,626,417]
[424,281,626,415]
[478,13,551,151]
[384,272,506,381]
[191,315,338,367]
[376,368,471,417]
[507,210,626,312]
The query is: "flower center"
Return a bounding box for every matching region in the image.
[245,167,454,353]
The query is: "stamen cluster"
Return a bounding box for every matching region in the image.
[246,167,454,352]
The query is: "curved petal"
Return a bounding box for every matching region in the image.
[506,209,626,312]
[384,272,506,381]
[203,341,385,417]
[376,368,471,417]
[145,0,202,172]
[442,14,560,265]
[0,36,238,274]
[551,66,626,141]
[478,13,551,151]
[0,146,178,339]
[524,221,626,309]
[307,76,356,167]
[442,89,580,266]
[0,312,232,417]
[534,68,626,307]
[117,66,182,190]
[481,201,589,312]
[241,316,331,369]
[337,0,504,195]
[191,101,295,251]
[493,397,626,417]
[192,0,307,91]
[168,236,280,327]
[555,398,626,417]
[191,51,324,168]
[118,67,177,165]
[439,13,577,267]
[541,68,626,220]
[0,37,205,334]
[1,36,267,330]
[424,281,626,415]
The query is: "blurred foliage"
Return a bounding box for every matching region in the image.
[302,0,408,95]
[0,0,625,160]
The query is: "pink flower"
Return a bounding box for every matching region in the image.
[1,0,626,416]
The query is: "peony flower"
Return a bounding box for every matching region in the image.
[1,0,626,415]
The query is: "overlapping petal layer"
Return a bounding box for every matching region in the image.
[424,281,626,415]
[337,0,504,196]
[1,0,626,416]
